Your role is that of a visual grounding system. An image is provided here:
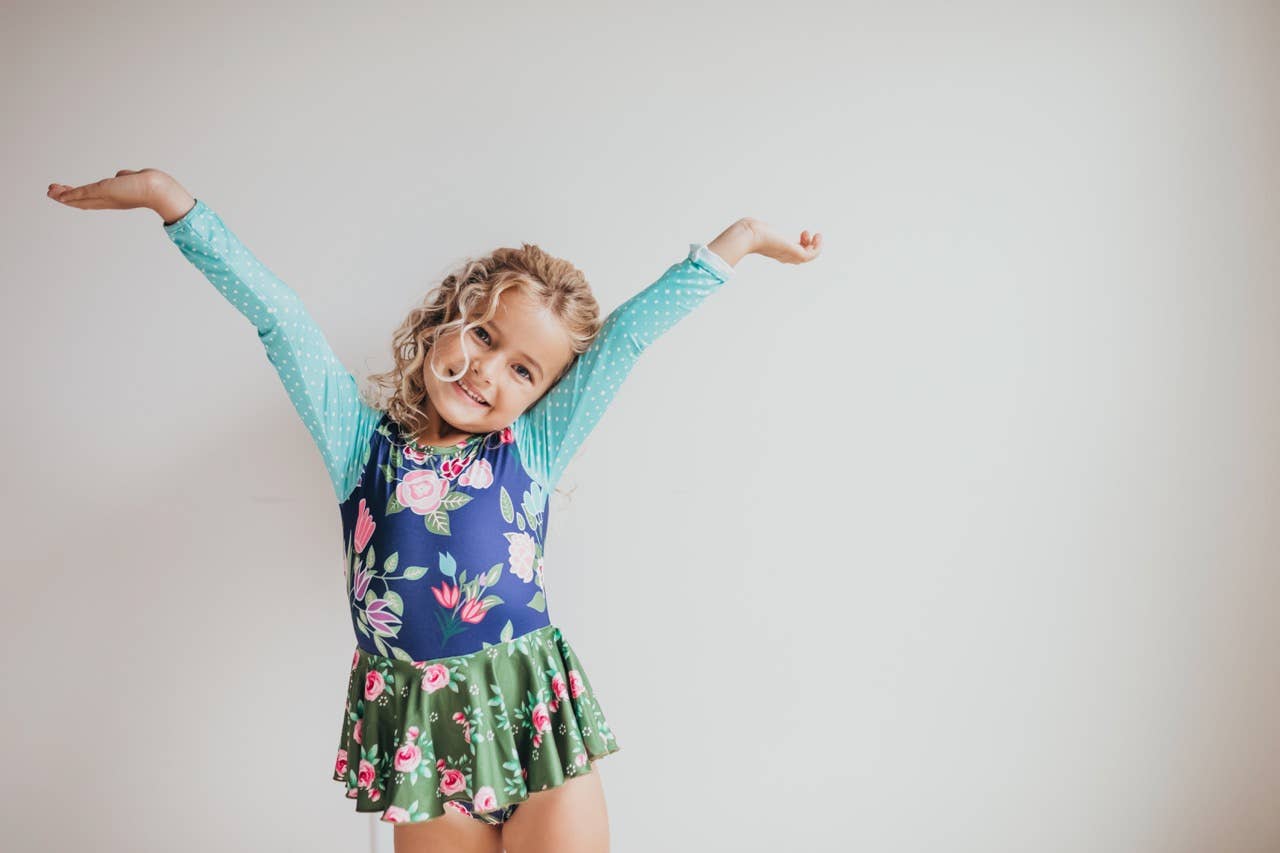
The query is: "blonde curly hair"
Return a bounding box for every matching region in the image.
[361,243,602,444]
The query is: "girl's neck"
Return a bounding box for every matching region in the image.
[413,405,472,447]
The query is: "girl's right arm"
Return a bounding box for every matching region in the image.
[159,195,383,503]
[47,169,381,503]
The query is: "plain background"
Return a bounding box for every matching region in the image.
[3,2,1278,851]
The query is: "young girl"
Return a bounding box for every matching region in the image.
[47,168,822,853]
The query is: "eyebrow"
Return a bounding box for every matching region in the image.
[486,320,544,380]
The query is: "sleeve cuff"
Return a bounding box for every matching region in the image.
[162,198,207,234]
[687,242,736,282]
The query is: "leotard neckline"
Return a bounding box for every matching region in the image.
[394,415,497,456]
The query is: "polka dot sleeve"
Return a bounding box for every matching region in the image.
[512,243,736,491]
[162,198,384,503]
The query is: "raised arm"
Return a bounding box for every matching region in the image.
[512,230,743,492]
[161,197,383,503]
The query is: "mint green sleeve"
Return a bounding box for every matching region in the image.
[162,198,384,503]
[513,243,736,491]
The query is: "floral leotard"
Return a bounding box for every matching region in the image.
[163,198,734,825]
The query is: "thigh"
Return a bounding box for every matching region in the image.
[393,807,504,853]
[502,768,611,853]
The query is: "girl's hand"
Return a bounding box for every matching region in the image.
[46,168,175,213]
[745,218,823,264]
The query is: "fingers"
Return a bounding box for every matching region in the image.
[52,179,103,203]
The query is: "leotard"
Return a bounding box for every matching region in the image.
[163,198,734,825]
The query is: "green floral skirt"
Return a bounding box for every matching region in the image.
[332,623,620,824]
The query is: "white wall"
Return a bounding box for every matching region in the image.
[3,2,1278,851]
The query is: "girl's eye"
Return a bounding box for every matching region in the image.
[473,326,533,381]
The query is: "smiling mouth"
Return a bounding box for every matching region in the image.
[455,380,489,407]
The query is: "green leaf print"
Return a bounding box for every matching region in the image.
[402,565,428,580]
[383,552,399,574]
[526,590,545,612]
[459,569,468,584]
[382,463,396,483]
[385,492,405,515]
[484,563,503,585]
[391,446,402,468]
[384,590,404,615]
[481,594,505,608]
[516,512,526,532]
[373,634,389,657]
[391,645,416,663]
[500,487,514,523]
[364,545,375,570]
[440,491,474,511]
[500,620,514,642]
[424,511,450,535]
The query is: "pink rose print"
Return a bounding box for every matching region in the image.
[551,673,568,700]
[458,457,494,488]
[531,702,552,733]
[396,469,450,515]
[568,670,584,698]
[432,581,460,608]
[436,758,447,772]
[473,786,498,813]
[420,663,450,693]
[335,749,349,777]
[439,768,466,796]
[499,426,514,444]
[394,743,423,773]
[452,711,473,744]
[575,752,588,768]
[364,670,386,701]
[407,725,420,739]
[354,719,364,745]
[354,498,376,552]
[351,649,360,670]
[458,596,492,624]
[382,805,410,823]
[370,787,382,803]
[507,531,537,582]
[403,444,429,465]
[440,455,467,480]
[357,759,376,789]
[444,800,470,816]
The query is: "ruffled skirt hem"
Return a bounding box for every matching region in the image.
[331,624,620,824]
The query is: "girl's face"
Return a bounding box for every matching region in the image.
[421,287,576,440]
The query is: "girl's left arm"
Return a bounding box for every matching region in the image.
[513,220,755,493]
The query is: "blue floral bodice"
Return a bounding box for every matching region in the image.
[162,198,735,662]
[338,414,557,660]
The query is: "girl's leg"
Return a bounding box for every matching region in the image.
[393,808,504,853]
[501,769,610,853]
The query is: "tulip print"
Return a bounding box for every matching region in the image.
[354,498,376,552]
[365,599,402,636]
[432,564,505,649]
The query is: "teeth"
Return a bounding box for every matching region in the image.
[460,382,486,405]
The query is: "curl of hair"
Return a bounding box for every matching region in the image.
[361,242,602,461]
